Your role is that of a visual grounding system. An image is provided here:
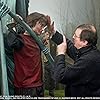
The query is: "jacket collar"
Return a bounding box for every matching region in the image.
[76,45,97,57]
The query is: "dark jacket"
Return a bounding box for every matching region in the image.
[52,31,100,97]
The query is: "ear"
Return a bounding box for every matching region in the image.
[83,40,88,46]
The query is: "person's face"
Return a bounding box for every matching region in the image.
[33,21,46,35]
[72,28,88,49]
[44,32,49,40]
[44,32,50,43]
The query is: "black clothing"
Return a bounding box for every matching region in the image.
[44,61,55,97]
[52,31,100,96]
[14,85,44,97]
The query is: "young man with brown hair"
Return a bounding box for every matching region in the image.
[7,12,49,97]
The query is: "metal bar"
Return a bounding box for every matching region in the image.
[0,20,9,97]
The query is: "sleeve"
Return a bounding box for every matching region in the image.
[7,31,24,50]
[15,24,25,34]
[54,54,91,85]
[67,39,77,60]
[51,31,77,60]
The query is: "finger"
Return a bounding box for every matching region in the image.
[46,15,51,24]
[52,21,54,26]
[62,35,66,43]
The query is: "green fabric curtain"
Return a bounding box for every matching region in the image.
[0,0,29,96]
[0,0,16,96]
[0,0,16,34]
[16,0,29,21]
[0,21,9,96]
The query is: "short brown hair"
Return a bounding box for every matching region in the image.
[76,24,97,46]
[26,12,48,28]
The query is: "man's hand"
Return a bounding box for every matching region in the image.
[57,35,67,55]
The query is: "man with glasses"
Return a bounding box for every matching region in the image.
[48,23,100,96]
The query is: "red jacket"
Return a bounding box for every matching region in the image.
[14,34,43,88]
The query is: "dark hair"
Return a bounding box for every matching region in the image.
[26,12,48,28]
[76,24,97,46]
[80,30,97,46]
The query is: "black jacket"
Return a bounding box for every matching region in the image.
[52,31,100,97]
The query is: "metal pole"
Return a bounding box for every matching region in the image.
[0,20,9,97]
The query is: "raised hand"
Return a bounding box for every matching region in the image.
[57,35,67,55]
[46,15,55,36]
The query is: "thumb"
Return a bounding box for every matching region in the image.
[52,21,54,26]
[62,35,66,43]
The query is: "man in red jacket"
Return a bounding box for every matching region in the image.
[7,12,49,97]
